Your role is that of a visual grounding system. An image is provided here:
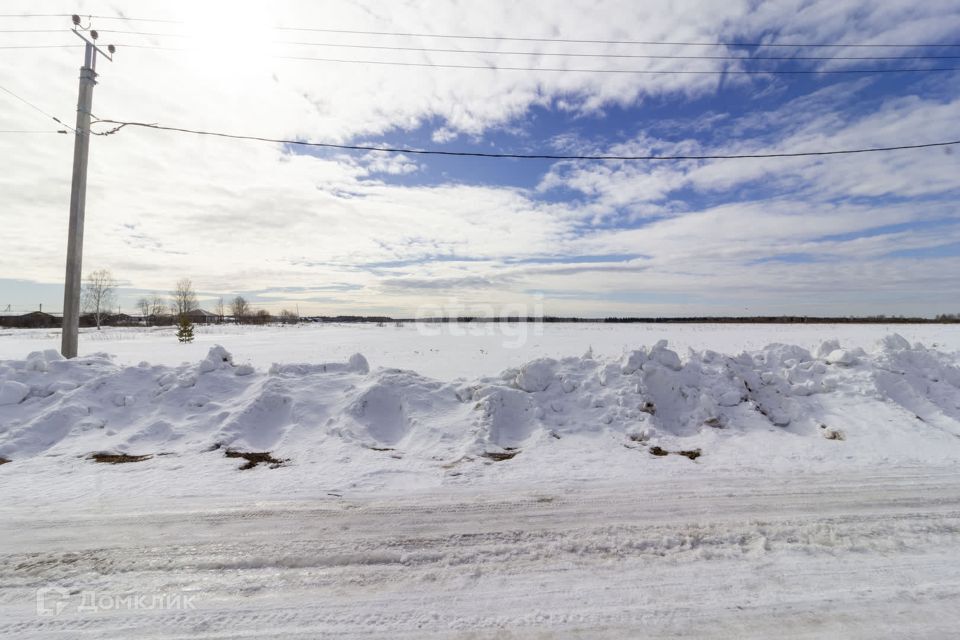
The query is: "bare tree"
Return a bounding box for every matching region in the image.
[278,309,298,324]
[149,295,166,318]
[81,269,117,330]
[136,297,150,319]
[215,297,225,324]
[231,296,249,324]
[170,278,198,318]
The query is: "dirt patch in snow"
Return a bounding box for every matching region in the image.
[483,448,520,462]
[648,446,701,461]
[819,424,846,441]
[90,453,153,464]
[0,457,10,465]
[224,449,287,470]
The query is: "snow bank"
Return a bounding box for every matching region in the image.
[1,337,959,470]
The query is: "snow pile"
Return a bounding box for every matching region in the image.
[198,344,234,373]
[1,336,959,471]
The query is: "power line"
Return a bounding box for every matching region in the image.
[273,27,960,49]
[0,28,71,33]
[88,29,189,38]
[3,12,960,49]
[79,22,960,48]
[261,42,960,61]
[11,28,949,73]
[32,40,956,74]
[282,30,960,50]
[0,13,84,18]
[5,37,960,63]
[0,129,68,133]
[0,84,74,132]
[6,37,960,61]
[4,17,954,49]
[0,44,82,49]
[90,119,960,161]
[95,38,960,61]
[0,13,182,25]
[240,55,960,75]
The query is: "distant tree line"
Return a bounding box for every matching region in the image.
[125,286,301,326]
[43,268,960,328]
[228,295,299,325]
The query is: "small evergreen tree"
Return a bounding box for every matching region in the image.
[177,314,195,343]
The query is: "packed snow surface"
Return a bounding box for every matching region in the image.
[2,324,959,637]
[3,470,960,638]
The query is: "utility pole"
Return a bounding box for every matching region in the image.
[61,16,115,358]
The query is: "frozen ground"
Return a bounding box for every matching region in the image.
[1,323,959,637]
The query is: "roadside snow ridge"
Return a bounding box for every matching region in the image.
[1,335,959,466]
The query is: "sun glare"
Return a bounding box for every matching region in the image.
[180,1,275,72]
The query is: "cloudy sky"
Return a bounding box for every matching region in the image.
[1,0,959,317]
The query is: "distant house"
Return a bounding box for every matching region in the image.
[0,311,60,329]
[80,312,117,328]
[145,313,174,326]
[184,308,219,324]
[110,313,135,326]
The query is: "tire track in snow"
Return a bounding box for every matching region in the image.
[4,510,960,589]
[3,557,960,639]
[2,471,960,637]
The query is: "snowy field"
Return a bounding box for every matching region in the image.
[2,323,960,637]
[2,321,958,379]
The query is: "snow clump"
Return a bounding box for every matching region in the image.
[515,359,556,392]
[199,345,234,373]
[348,353,370,374]
[0,380,29,406]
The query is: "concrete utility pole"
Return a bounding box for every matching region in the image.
[61,17,114,358]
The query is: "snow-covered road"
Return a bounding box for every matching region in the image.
[3,468,960,639]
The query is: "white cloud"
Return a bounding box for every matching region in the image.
[0,0,958,316]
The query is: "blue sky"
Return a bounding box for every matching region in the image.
[1,0,959,317]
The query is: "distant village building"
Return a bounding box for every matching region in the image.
[0,308,228,329]
[0,311,151,329]
[183,309,219,324]
[110,313,134,326]
[79,312,138,327]
[0,311,60,329]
